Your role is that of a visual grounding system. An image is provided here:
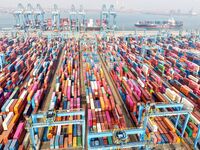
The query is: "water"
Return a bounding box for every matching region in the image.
[0,12,200,30]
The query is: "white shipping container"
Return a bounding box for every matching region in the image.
[158,55,164,61]
[175,93,182,103]
[23,133,30,149]
[193,63,199,73]
[165,88,176,101]
[68,80,71,87]
[188,75,199,83]
[97,123,102,132]
[191,115,200,125]
[147,119,158,132]
[51,92,56,100]
[3,112,14,130]
[94,81,98,90]
[122,76,127,81]
[55,83,60,92]
[5,99,15,112]
[142,64,149,76]
[90,98,95,110]
[49,101,55,110]
[86,95,89,103]
[28,78,33,86]
[57,125,61,135]
[33,69,37,77]
[71,85,74,97]
[137,78,145,88]
[181,98,194,111]
[90,81,94,90]
[101,87,106,94]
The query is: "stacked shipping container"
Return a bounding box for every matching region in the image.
[82,43,128,147]
[98,34,200,145]
[0,37,62,149]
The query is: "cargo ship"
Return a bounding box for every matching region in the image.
[135,18,183,29]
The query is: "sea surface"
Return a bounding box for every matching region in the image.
[0,12,200,30]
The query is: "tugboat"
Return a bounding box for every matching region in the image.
[135,18,183,29]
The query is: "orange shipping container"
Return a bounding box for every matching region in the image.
[162,118,175,132]
[99,97,105,110]
[180,85,191,96]
[64,137,68,148]
[3,123,16,144]
[10,114,20,125]
[9,99,18,112]
[68,134,72,147]
[18,145,24,150]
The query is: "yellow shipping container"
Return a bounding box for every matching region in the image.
[100,68,104,78]
[11,114,20,124]
[14,99,22,114]
[99,97,105,110]
[176,137,181,144]
[73,137,77,148]
[68,116,73,135]
[61,73,65,80]
[27,90,35,101]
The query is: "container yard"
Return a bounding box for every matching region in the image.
[0,30,199,150]
[0,1,200,150]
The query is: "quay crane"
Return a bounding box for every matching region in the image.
[51,4,60,31]
[100,4,109,31]
[13,3,25,29]
[69,4,77,32]
[108,4,117,31]
[78,5,86,32]
[24,3,34,29]
[34,4,45,30]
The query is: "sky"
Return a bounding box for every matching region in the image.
[0,0,200,12]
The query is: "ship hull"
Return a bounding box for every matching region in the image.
[135,21,183,29]
[135,24,183,29]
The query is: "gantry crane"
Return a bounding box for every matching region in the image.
[27,110,86,150]
[24,3,34,28]
[88,102,191,150]
[34,4,45,30]
[78,5,86,32]
[52,4,60,31]
[69,4,77,32]
[13,3,25,29]
[100,4,109,31]
[108,4,117,31]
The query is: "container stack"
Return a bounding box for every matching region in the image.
[0,37,62,149]
[45,39,83,149]
[82,44,128,147]
[0,33,199,149]
[98,34,200,145]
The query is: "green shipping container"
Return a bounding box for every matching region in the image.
[185,126,193,137]
[77,136,82,147]
[108,136,113,145]
[180,67,185,73]
[158,64,165,72]
[123,66,129,73]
